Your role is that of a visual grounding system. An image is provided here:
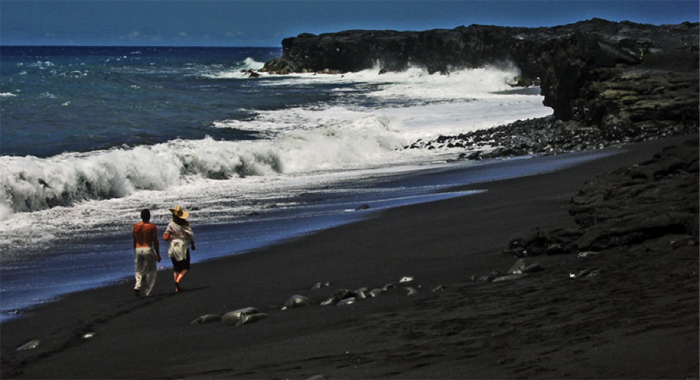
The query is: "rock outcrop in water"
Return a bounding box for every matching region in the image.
[263,19,698,149]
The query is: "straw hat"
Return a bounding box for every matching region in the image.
[169,205,189,219]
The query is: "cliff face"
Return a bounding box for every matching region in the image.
[263,19,699,135]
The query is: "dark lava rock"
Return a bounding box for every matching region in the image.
[503,138,699,257]
[263,19,698,138]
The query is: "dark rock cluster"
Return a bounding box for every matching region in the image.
[503,138,699,258]
[417,112,697,161]
[415,115,612,160]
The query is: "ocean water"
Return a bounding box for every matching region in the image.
[0,46,557,320]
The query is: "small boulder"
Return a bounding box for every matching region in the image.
[283,295,314,309]
[236,313,268,326]
[333,289,357,300]
[508,258,544,274]
[17,339,40,351]
[320,297,336,306]
[311,281,331,290]
[337,297,356,306]
[222,307,259,325]
[321,289,357,305]
[191,314,222,325]
[492,274,525,282]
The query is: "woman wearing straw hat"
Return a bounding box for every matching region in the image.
[163,205,196,293]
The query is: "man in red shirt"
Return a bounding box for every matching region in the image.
[132,209,161,297]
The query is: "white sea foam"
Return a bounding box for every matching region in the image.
[361,64,522,100]
[243,57,265,69]
[199,57,266,79]
[0,92,17,97]
[0,65,552,256]
[259,63,521,98]
[29,61,55,68]
[0,115,407,214]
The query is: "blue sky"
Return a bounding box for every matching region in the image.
[2,1,698,46]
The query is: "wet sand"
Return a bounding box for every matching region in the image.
[2,135,697,379]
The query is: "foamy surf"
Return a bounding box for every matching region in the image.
[0,47,559,319]
[199,57,266,79]
[0,62,551,259]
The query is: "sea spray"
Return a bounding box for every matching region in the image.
[199,57,266,79]
[0,115,408,215]
[1,46,551,262]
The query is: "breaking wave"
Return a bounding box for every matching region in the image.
[199,57,266,79]
[0,115,405,217]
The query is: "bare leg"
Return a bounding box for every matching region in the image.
[173,271,181,292]
[175,270,188,284]
[174,269,188,292]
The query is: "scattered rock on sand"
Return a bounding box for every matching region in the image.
[508,258,544,274]
[16,339,40,351]
[569,268,600,279]
[336,297,356,306]
[236,313,268,326]
[577,251,601,258]
[191,314,222,325]
[310,282,331,290]
[283,295,314,309]
[492,274,526,282]
[354,287,368,298]
[321,289,357,306]
[222,307,259,325]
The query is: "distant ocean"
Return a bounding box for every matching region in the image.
[0,46,555,320]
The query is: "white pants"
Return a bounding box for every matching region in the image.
[134,247,157,296]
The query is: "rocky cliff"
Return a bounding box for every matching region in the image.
[263,19,698,138]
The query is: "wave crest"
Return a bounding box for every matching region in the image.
[0,115,406,217]
[199,57,265,79]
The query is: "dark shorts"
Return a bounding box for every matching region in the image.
[171,250,190,272]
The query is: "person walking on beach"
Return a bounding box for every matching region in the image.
[132,209,161,297]
[163,205,196,293]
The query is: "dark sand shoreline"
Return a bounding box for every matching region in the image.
[2,135,698,379]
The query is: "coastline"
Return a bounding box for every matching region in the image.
[2,134,697,379]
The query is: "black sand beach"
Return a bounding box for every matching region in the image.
[2,134,697,379]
